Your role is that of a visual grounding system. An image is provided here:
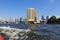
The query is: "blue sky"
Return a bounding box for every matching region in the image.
[0,0,60,18]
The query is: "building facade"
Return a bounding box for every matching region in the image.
[26,8,37,22]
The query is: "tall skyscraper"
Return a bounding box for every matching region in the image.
[26,8,37,22]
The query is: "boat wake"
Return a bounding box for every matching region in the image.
[0,26,31,40]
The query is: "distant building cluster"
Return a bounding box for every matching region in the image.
[0,8,59,24]
[0,17,19,24]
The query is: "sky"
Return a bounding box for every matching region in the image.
[0,0,60,19]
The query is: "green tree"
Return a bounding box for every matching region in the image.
[56,18,60,24]
[20,17,23,23]
[47,16,56,24]
[50,16,56,22]
[5,21,8,24]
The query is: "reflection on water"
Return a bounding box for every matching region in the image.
[27,24,37,30]
[0,24,60,40]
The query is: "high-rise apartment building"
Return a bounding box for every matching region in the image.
[26,8,37,22]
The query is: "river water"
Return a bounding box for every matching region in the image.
[0,24,60,40]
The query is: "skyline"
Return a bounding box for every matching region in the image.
[0,0,60,19]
